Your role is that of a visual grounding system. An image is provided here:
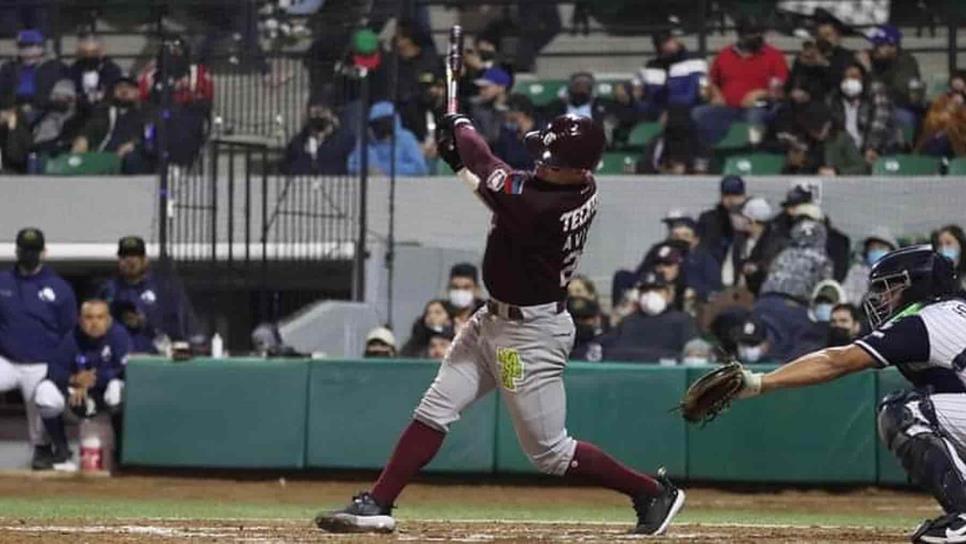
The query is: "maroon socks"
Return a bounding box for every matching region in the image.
[370,419,445,506]
[565,441,663,497]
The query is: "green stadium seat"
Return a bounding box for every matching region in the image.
[596,152,636,174]
[44,152,121,175]
[947,157,966,176]
[627,122,662,147]
[723,153,785,176]
[513,79,566,107]
[714,122,752,151]
[872,155,941,176]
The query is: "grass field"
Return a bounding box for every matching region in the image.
[0,473,941,542]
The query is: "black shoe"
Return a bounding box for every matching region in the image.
[30,445,54,471]
[314,492,396,534]
[912,513,966,543]
[632,467,686,535]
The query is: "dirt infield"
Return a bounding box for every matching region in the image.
[0,474,939,542]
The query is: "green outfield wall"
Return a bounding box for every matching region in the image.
[122,357,910,485]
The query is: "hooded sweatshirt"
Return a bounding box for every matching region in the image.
[347,101,427,176]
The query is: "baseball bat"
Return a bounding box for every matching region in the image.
[446,25,463,114]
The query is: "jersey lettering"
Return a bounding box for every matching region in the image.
[558,193,599,287]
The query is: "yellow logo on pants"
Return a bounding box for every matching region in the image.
[497,348,523,391]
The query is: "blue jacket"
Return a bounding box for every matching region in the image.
[0,266,77,363]
[47,322,130,390]
[347,101,428,176]
[641,49,706,110]
[682,245,722,300]
[97,271,197,354]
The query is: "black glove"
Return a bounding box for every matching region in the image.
[435,113,471,172]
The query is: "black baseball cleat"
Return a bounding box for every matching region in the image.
[632,467,686,536]
[912,513,966,543]
[314,492,396,534]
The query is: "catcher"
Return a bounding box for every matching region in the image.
[683,245,966,544]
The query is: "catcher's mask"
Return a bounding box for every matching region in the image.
[863,244,958,329]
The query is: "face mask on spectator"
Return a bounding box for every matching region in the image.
[738,35,763,53]
[309,116,331,132]
[82,70,100,92]
[941,246,961,265]
[569,90,591,107]
[639,290,667,316]
[827,326,854,347]
[816,38,833,54]
[866,248,888,266]
[813,303,833,322]
[841,78,863,98]
[738,344,764,363]
[478,50,496,63]
[76,57,101,71]
[113,97,137,109]
[449,288,474,309]
[370,117,394,140]
[49,100,72,113]
[575,323,598,342]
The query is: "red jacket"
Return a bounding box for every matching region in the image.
[137,62,214,105]
[710,44,788,108]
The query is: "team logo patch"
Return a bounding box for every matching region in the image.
[496,348,524,392]
[486,169,508,192]
[38,287,56,302]
[101,345,112,361]
[141,289,157,304]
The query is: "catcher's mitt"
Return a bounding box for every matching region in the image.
[680,361,747,424]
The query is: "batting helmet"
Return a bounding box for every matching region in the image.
[524,114,605,171]
[864,245,959,328]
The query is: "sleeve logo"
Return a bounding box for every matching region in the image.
[486,169,508,192]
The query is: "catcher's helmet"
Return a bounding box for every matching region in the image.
[524,114,605,171]
[864,244,958,328]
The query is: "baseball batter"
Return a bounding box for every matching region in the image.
[315,113,684,535]
[721,245,966,544]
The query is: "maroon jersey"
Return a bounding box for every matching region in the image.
[455,124,599,306]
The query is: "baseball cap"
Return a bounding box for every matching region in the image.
[735,316,767,345]
[740,197,773,223]
[15,227,45,252]
[475,66,511,88]
[652,243,683,265]
[113,74,138,90]
[366,326,397,348]
[781,184,814,207]
[735,15,765,35]
[867,24,901,47]
[16,29,44,47]
[428,325,455,341]
[720,175,745,195]
[352,28,382,70]
[50,79,76,100]
[117,235,146,257]
[661,209,696,229]
[567,296,600,319]
[638,270,670,290]
[651,29,673,51]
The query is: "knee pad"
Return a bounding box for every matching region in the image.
[897,433,966,513]
[33,380,65,419]
[104,379,124,410]
[877,390,932,452]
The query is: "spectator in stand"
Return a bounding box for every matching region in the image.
[97,236,200,354]
[469,66,511,146]
[771,185,851,282]
[283,99,354,176]
[426,327,454,361]
[917,72,966,158]
[691,16,788,149]
[662,210,721,301]
[33,299,129,469]
[363,327,397,358]
[0,228,77,470]
[697,175,747,263]
[514,1,561,71]
[446,263,485,331]
[604,81,644,149]
[567,275,599,304]
[391,19,443,142]
[635,107,700,174]
[931,225,966,291]
[784,40,836,108]
[634,242,688,311]
[754,219,833,361]
[781,101,866,176]
[400,299,454,358]
[640,31,707,119]
[681,338,713,366]
[546,72,607,126]
[842,227,898,305]
[416,69,447,163]
[347,101,428,176]
[725,196,783,294]
[494,94,538,170]
[458,25,512,109]
[764,62,824,151]
[827,303,863,347]
[568,296,604,362]
[803,279,848,350]
[599,271,698,364]
[72,76,152,174]
[69,32,122,113]
[732,315,773,364]
[859,24,923,137]
[0,29,67,114]
[0,79,82,172]
[827,62,898,169]
[812,11,855,89]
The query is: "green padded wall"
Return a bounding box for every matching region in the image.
[305,359,496,472]
[686,366,877,482]
[495,363,688,477]
[876,368,912,485]
[123,358,309,468]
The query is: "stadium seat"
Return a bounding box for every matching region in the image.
[514,79,567,107]
[872,155,942,176]
[947,157,966,176]
[627,122,662,147]
[44,152,121,175]
[713,122,751,151]
[723,153,785,176]
[596,152,636,174]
